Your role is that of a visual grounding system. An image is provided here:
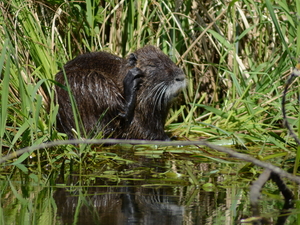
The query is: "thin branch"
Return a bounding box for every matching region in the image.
[271,172,294,225]
[249,169,294,225]
[282,65,300,145]
[1,139,300,184]
[250,169,271,219]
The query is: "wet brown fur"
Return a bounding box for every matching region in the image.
[55,46,186,140]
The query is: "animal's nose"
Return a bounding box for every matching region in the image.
[175,74,185,82]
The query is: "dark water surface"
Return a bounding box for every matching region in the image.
[1,145,299,225]
[54,183,226,225]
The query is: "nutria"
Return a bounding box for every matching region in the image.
[55,45,186,140]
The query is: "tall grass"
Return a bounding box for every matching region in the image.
[0,0,300,160]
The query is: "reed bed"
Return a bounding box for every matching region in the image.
[0,0,300,168]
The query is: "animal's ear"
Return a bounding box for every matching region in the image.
[128,53,137,66]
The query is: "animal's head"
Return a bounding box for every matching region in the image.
[127,46,186,112]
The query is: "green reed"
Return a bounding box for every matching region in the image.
[0,0,300,166]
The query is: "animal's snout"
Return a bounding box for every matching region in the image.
[175,73,185,82]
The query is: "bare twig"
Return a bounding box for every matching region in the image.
[282,64,300,145]
[1,139,300,184]
[246,65,300,224]
[249,169,294,225]
[271,172,294,225]
[250,169,272,219]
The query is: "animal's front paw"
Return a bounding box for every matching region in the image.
[123,67,143,98]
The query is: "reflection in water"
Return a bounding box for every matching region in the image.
[52,158,232,225]
[53,183,231,225]
[2,157,295,224]
[54,185,186,225]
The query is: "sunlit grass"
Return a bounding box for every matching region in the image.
[0,0,300,170]
[1,2,300,224]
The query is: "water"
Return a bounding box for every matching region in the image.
[0,145,298,225]
[2,175,242,224]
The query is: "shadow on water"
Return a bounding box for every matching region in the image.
[0,145,299,225]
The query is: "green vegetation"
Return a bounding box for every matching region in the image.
[1,0,300,161]
[1,0,300,223]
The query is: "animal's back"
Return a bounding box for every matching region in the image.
[55,51,127,138]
